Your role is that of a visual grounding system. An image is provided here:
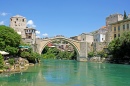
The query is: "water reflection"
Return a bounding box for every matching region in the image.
[0,60,130,86]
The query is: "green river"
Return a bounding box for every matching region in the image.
[0,60,130,86]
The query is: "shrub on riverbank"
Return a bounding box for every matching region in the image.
[108,31,130,64]
[8,58,15,65]
[20,51,41,63]
[0,54,4,69]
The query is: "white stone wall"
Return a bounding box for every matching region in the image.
[128,14,130,19]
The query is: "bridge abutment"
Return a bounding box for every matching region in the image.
[78,41,88,61]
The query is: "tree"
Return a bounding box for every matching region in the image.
[108,31,130,63]
[123,10,128,20]
[0,54,4,69]
[0,25,21,55]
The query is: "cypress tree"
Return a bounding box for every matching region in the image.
[123,10,128,20]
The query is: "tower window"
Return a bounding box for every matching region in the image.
[23,19,24,22]
[16,18,18,21]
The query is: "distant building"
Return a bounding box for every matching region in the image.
[106,13,123,43]
[10,15,36,44]
[80,33,93,53]
[110,18,130,40]
[106,13,123,26]
[93,26,108,52]
[93,26,107,42]
[10,15,36,51]
[10,15,27,38]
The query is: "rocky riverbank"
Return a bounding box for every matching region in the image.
[88,57,106,63]
[0,57,34,73]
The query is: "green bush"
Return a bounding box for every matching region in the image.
[8,58,15,65]
[0,54,4,69]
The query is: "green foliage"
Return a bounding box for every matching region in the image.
[97,51,108,58]
[5,45,18,55]
[20,51,30,58]
[8,58,15,65]
[0,54,4,69]
[20,51,41,63]
[42,46,77,60]
[108,31,130,63]
[88,52,95,58]
[0,25,21,55]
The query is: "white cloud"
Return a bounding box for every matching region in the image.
[36,35,40,38]
[42,33,48,37]
[0,12,8,16]
[0,21,4,25]
[35,31,40,34]
[27,20,36,28]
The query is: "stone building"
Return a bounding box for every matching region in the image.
[10,15,27,38]
[80,33,93,53]
[110,18,130,40]
[93,26,108,52]
[105,13,123,43]
[10,15,36,50]
[106,13,123,26]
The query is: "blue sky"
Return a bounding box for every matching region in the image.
[0,0,130,38]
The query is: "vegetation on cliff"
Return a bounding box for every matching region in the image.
[0,25,41,70]
[0,25,21,55]
[42,46,77,60]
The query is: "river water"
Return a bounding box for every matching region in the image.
[0,60,130,86]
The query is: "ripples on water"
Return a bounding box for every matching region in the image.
[0,60,130,86]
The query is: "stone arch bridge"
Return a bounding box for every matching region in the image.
[35,36,88,61]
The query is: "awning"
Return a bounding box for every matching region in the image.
[0,51,9,55]
[19,46,30,48]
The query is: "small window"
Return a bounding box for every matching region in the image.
[118,34,120,37]
[118,26,120,31]
[16,18,18,21]
[114,27,116,31]
[23,19,24,22]
[102,38,104,40]
[28,36,31,38]
[11,19,12,21]
[114,34,116,38]
[123,25,125,30]
[127,24,129,29]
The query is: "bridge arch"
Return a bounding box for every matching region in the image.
[36,37,80,60]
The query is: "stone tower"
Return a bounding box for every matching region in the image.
[10,15,27,38]
[106,13,123,26]
[105,13,123,43]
